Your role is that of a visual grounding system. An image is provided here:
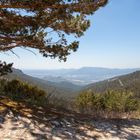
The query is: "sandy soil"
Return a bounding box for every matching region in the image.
[0,111,140,140]
[0,96,140,140]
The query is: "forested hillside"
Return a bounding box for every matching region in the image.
[85,71,140,97]
[3,68,79,98]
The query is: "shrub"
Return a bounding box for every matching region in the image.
[76,90,140,114]
[0,79,7,94]
[2,79,47,105]
[104,91,132,112]
[76,90,95,113]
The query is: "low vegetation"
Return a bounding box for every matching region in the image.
[75,90,140,118]
[0,78,140,118]
[86,71,140,98]
[0,79,47,106]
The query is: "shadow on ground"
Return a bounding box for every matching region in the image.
[0,95,140,140]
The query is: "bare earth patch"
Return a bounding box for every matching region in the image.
[0,96,140,140]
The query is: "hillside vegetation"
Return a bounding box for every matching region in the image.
[85,71,140,98]
[3,68,78,98]
[0,79,47,106]
[0,77,140,119]
[76,90,140,118]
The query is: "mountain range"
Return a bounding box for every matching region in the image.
[23,67,140,85]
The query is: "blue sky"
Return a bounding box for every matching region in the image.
[0,0,140,69]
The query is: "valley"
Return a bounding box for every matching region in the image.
[23,67,140,86]
[3,67,140,98]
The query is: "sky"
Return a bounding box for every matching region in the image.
[0,0,140,70]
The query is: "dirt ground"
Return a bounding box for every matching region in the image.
[0,96,140,140]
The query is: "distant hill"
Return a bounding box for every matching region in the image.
[84,71,140,97]
[23,67,140,85]
[3,68,81,98]
[50,81,82,92]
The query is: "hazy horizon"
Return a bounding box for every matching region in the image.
[21,66,140,71]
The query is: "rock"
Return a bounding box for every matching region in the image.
[0,116,4,123]
[51,121,62,128]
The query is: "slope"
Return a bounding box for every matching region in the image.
[3,68,76,98]
[85,71,140,97]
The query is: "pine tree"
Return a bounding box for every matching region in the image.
[0,0,108,74]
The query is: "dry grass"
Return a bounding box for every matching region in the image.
[0,96,33,116]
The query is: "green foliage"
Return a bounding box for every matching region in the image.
[76,90,94,112]
[0,61,13,76]
[103,91,139,112]
[0,79,47,105]
[0,78,139,118]
[76,90,140,113]
[0,79,7,93]
[86,71,140,99]
[0,0,108,62]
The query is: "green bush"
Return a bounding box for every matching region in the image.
[76,90,105,112]
[76,90,94,112]
[0,79,7,94]
[76,90,140,113]
[103,91,138,112]
[1,79,47,105]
